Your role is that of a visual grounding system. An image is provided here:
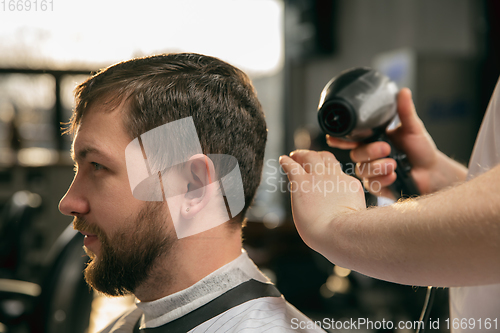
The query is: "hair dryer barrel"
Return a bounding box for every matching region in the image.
[317,68,399,142]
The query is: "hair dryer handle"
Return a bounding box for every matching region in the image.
[366,133,420,199]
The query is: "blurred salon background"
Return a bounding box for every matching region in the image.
[0,0,498,332]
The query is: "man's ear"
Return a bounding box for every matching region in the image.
[181,154,216,219]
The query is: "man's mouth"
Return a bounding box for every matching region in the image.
[79,230,97,237]
[79,231,99,248]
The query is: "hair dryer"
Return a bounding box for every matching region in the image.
[317,67,420,199]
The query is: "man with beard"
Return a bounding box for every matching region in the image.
[59,53,325,332]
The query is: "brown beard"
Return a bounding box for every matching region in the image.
[73,202,175,296]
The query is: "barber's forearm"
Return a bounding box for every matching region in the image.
[316,163,500,287]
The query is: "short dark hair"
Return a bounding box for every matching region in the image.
[69,53,267,223]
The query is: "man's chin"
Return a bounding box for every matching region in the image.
[83,243,101,259]
[83,252,136,297]
[81,202,174,297]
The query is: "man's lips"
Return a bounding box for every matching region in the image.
[79,230,97,237]
[78,230,99,248]
[78,230,97,237]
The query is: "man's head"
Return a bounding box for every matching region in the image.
[59,53,267,297]
[70,53,267,220]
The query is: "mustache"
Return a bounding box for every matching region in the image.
[73,217,105,238]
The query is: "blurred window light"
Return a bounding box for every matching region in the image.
[60,75,90,113]
[0,279,41,297]
[88,293,135,333]
[0,74,54,111]
[0,74,56,151]
[0,0,284,77]
[60,75,91,150]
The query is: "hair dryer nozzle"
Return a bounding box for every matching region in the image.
[317,99,356,137]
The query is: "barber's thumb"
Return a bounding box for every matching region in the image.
[397,88,423,134]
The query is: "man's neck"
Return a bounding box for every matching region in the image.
[133,225,242,302]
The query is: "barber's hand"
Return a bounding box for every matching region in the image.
[327,88,457,199]
[279,151,366,250]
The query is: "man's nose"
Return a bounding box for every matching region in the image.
[58,178,90,217]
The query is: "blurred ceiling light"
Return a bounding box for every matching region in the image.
[12,190,42,208]
[326,274,350,294]
[263,212,282,229]
[294,128,312,149]
[319,283,335,299]
[0,74,55,110]
[333,265,351,278]
[0,0,284,77]
[18,147,58,166]
[260,268,277,284]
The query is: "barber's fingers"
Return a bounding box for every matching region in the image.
[291,149,344,174]
[279,155,306,177]
[288,150,325,173]
[396,88,425,135]
[318,151,344,172]
[326,135,359,150]
[362,173,397,198]
[280,150,342,179]
[350,141,391,163]
[318,150,336,164]
[355,158,397,179]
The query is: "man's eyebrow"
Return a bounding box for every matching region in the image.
[71,146,106,162]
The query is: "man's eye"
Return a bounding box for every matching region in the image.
[91,162,105,171]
